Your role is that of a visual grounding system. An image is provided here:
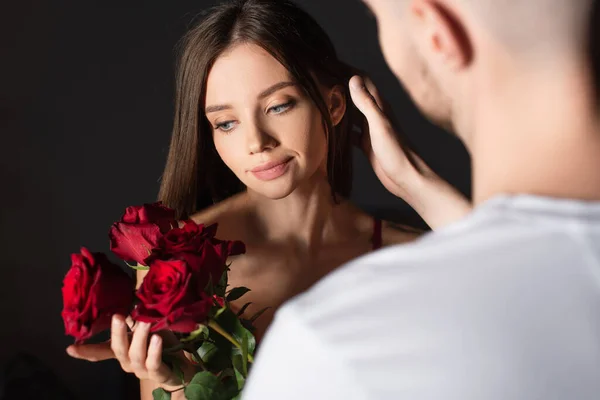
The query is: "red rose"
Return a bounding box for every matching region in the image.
[158,221,246,288]
[131,258,214,332]
[160,221,218,254]
[121,202,175,232]
[213,295,225,308]
[161,221,245,258]
[109,202,177,266]
[173,247,228,293]
[61,248,134,344]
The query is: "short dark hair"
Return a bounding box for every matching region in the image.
[158,0,365,218]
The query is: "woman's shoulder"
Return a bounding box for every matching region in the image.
[346,203,425,247]
[188,193,251,240]
[380,220,425,246]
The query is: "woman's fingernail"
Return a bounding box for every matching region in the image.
[112,315,122,327]
[151,335,160,349]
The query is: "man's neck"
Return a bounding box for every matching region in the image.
[470,63,600,205]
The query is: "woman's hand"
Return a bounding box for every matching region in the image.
[66,315,194,393]
[349,75,472,229]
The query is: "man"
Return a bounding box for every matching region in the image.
[243,0,600,398]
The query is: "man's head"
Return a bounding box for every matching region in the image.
[363,0,598,145]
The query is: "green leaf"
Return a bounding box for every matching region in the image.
[232,354,246,390]
[233,322,256,357]
[196,341,219,364]
[226,287,251,302]
[152,388,171,400]
[241,332,249,376]
[172,362,185,385]
[125,261,149,271]
[189,370,221,386]
[204,276,215,297]
[249,306,270,324]
[180,325,209,343]
[214,306,227,319]
[216,268,229,296]
[194,338,232,372]
[219,368,235,380]
[214,308,257,357]
[221,374,241,399]
[183,384,213,400]
[236,302,253,317]
[184,371,224,400]
[163,342,186,354]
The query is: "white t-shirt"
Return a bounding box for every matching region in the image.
[243,195,600,400]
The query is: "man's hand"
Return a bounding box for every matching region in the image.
[349,75,471,229]
[349,75,431,200]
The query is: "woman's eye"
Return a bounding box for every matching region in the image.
[268,101,294,115]
[215,121,236,132]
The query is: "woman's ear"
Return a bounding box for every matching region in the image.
[328,85,347,126]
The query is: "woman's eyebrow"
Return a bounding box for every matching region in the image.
[258,81,297,99]
[205,81,297,114]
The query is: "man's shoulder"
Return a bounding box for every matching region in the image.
[284,211,592,332]
[263,198,600,399]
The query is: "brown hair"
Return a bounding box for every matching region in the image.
[158,0,365,218]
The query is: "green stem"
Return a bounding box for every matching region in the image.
[207,320,254,364]
[163,343,186,354]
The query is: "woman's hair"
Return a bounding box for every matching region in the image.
[158,0,366,218]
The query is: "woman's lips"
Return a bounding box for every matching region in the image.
[250,158,292,181]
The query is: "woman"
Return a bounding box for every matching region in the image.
[66,0,471,397]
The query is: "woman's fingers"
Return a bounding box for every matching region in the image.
[125,315,136,330]
[111,315,132,372]
[146,335,178,386]
[129,322,151,376]
[66,342,115,362]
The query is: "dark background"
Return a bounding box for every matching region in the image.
[0,0,470,398]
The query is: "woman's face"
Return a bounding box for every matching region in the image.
[204,43,341,199]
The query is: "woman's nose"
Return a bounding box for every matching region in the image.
[246,122,278,154]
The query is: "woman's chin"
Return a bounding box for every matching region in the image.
[247,179,298,200]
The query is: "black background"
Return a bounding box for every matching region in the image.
[0,1,470,398]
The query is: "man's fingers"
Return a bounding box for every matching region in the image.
[349,76,385,120]
[362,76,385,110]
[66,342,115,362]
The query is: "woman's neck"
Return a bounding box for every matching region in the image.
[244,176,347,249]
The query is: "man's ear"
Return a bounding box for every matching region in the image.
[409,0,472,71]
[328,85,347,126]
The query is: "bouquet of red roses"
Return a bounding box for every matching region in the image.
[61,202,262,400]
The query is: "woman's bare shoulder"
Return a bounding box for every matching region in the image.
[345,203,425,247]
[188,193,251,240]
[381,220,427,246]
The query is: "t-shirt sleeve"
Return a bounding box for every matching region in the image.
[242,304,367,400]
